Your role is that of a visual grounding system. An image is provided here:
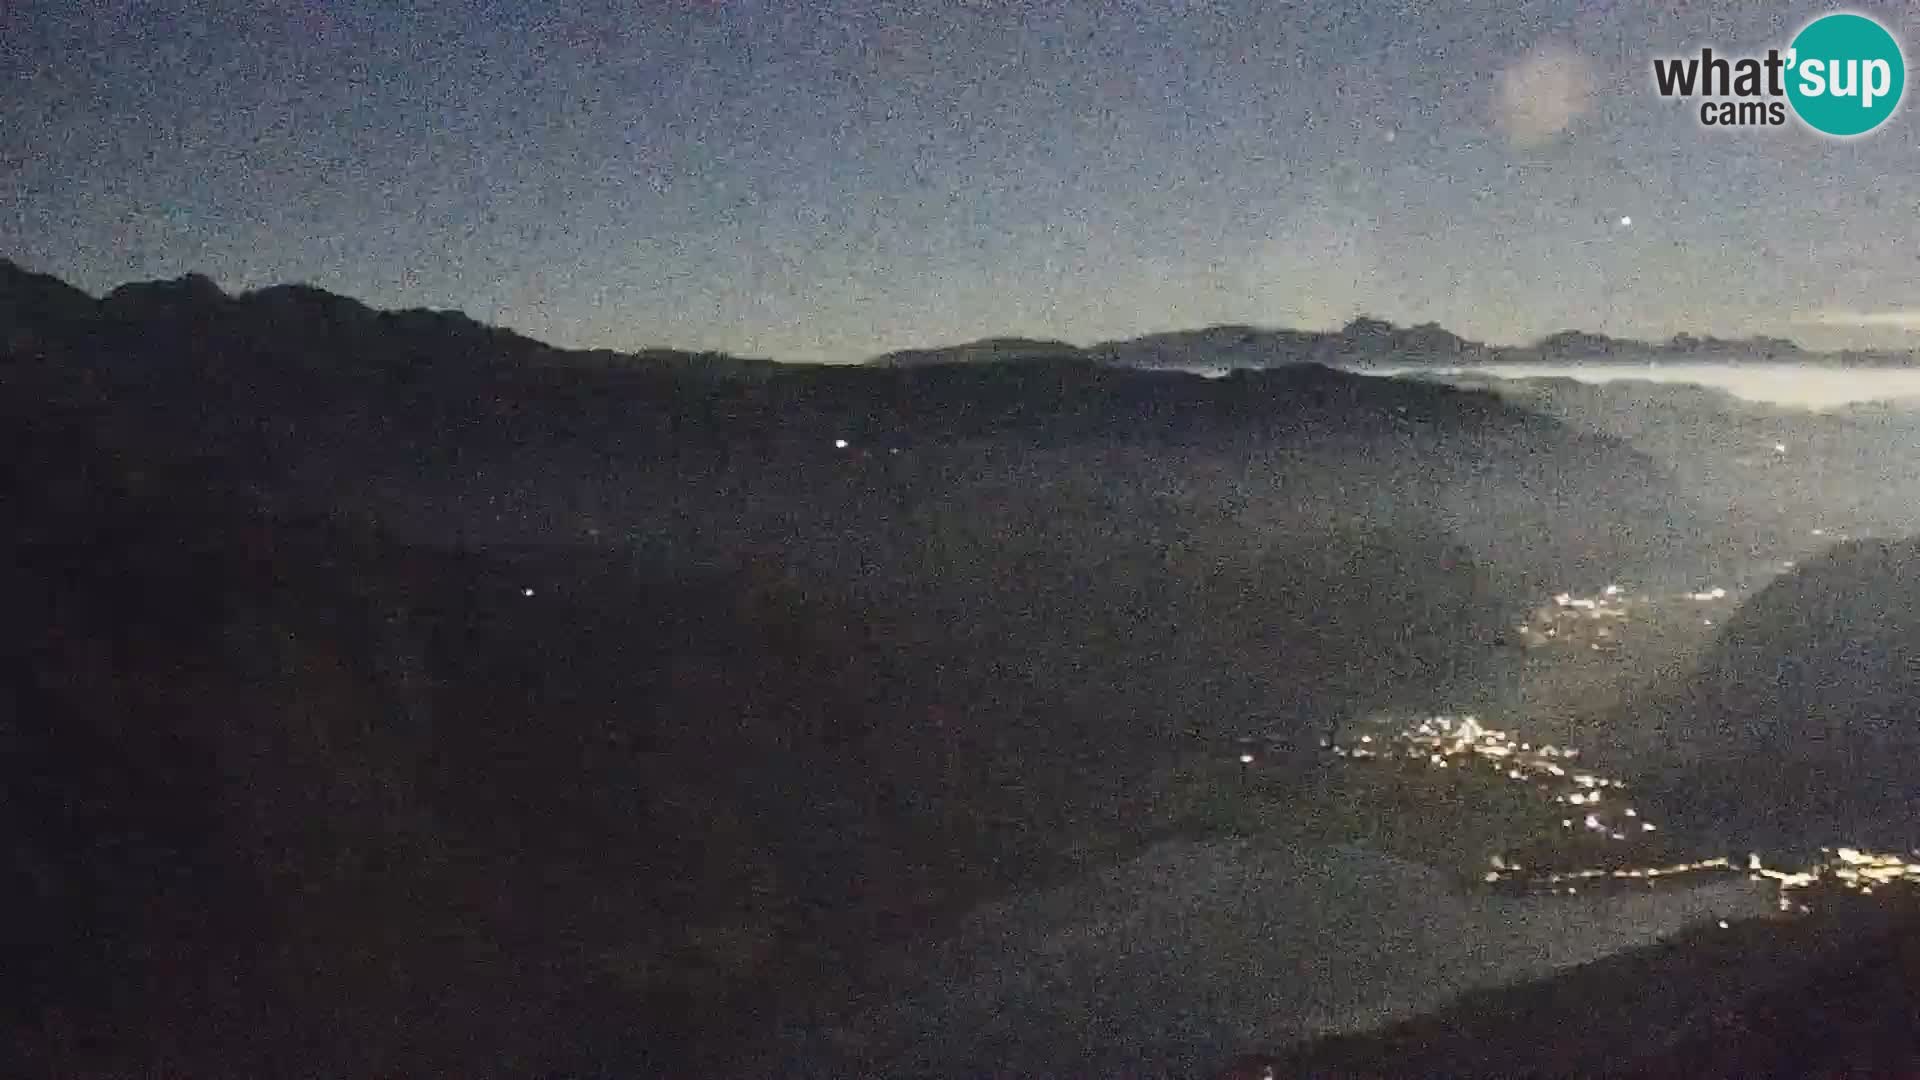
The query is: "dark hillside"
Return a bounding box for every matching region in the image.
[1232,904,1920,1077]
[1622,537,1920,856]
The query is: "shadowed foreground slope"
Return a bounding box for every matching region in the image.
[4,400,1529,1073]
[1233,902,1920,1077]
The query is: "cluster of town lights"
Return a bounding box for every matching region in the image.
[1330,713,1652,843]
[1231,568,1920,920]
[1314,712,1920,913]
[1488,848,1920,913]
[1513,582,1753,649]
[1515,586,1633,649]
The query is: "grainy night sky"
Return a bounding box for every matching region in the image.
[5,1,1916,361]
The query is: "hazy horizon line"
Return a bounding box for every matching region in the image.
[12,256,1920,367]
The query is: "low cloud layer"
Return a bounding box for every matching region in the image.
[1796,310,1920,331]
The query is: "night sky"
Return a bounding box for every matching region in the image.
[6,1,1917,362]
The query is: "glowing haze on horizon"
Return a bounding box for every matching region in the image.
[1363,361,1920,410]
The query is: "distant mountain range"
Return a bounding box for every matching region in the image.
[880,318,1917,371]
[1,260,786,381]
[9,258,1913,374]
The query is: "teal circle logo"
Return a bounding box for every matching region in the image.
[1786,13,1905,136]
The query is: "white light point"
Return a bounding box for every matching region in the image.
[521,587,535,597]
[1619,215,1632,227]
[1239,753,1255,764]
[834,438,850,449]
